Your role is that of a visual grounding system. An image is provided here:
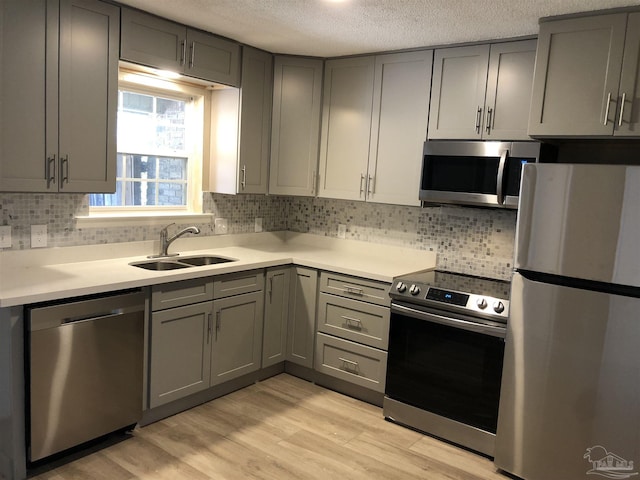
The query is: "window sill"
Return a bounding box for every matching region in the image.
[75,212,213,229]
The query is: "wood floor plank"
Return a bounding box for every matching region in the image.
[30,374,511,480]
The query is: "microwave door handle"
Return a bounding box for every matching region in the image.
[496,149,508,205]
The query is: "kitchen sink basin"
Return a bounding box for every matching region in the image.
[177,255,234,266]
[130,255,236,270]
[130,260,192,270]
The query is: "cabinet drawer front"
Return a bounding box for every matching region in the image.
[214,270,265,299]
[319,271,390,306]
[152,278,214,311]
[315,333,388,393]
[317,293,389,349]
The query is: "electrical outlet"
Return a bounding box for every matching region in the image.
[337,224,347,239]
[214,218,228,235]
[0,226,11,248]
[31,224,47,248]
[254,217,263,233]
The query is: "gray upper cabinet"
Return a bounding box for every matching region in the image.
[237,47,273,194]
[120,7,240,86]
[0,0,118,193]
[318,50,432,206]
[429,40,536,140]
[528,14,631,137]
[269,56,323,196]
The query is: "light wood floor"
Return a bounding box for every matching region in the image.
[31,374,511,480]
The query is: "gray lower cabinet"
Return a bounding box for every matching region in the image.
[210,290,264,386]
[262,267,291,368]
[529,12,640,137]
[269,56,324,196]
[314,271,390,393]
[148,271,264,408]
[286,267,318,368]
[428,39,536,140]
[120,7,240,86]
[0,0,118,193]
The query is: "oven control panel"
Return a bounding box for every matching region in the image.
[392,281,509,320]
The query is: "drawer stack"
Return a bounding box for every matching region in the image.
[315,271,390,393]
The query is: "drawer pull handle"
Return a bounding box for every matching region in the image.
[342,285,364,296]
[338,357,360,373]
[341,315,363,330]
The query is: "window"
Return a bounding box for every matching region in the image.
[89,71,205,214]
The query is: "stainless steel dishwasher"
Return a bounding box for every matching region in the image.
[26,289,145,462]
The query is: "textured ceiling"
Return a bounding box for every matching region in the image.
[117,0,640,57]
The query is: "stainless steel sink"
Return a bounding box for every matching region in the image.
[178,255,234,266]
[130,260,192,270]
[130,255,236,270]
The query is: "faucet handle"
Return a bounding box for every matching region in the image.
[160,222,176,234]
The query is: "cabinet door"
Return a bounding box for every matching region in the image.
[210,290,264,385]
[238,47,272,194]
[528,14,627,136]
[149,302,212,408]
[428,45,490,139]
[269,56,323,196]
[58,0,118,192]
[484,40,537,140]
[185,29,240,87]
[318,57,375,200]
[120,7,186,72]
[263,267,291,368]
[286,267,318,368]
[616,13,640,136]
[0,0,50,191]
[367,50,432,206]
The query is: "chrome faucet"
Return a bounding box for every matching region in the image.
[150,223,201,258]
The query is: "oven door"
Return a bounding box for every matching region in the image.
[385,302,506,435]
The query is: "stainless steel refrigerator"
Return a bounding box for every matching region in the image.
[495,164,640,480]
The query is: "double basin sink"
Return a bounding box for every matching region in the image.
[130,255,235,271]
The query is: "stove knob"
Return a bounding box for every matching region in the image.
[409,284,421,296]
[396,282,407,293]
[493,301,505,314]
[476,298,488,309]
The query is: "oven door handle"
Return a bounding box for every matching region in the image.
[391,303,506,338]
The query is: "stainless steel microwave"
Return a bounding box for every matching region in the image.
[420,141,554,209]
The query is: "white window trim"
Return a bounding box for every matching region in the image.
[81,68,212,225]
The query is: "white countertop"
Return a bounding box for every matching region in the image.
[0,232,437,308]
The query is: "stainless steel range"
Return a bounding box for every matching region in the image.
[384,269,510,457]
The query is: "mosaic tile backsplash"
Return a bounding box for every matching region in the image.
[0,193,517,280]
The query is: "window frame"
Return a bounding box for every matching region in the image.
[88,69,207,216]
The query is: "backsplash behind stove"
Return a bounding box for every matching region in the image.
[0,193,516,280]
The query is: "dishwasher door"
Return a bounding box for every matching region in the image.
[27,290,145,462]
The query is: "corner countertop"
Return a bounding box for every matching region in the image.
[0,232,437,308]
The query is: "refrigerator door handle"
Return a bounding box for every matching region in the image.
[496,149,508,205]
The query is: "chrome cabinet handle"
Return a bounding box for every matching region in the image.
[341,315,363,330]
[367,174,374,195]
[338,357,359,373]
[60,155,69,188]
[207,313,212,344]
[189,41,195,68]
[359,174,365,196]
[311,170,316,195]
[342,284,364,296]
[485,107,493,134]
[268,276,273,302]
[241,165,247,189]
[215,311,221,340]
[46,155,56,188]
[603,92,612,126]
[475,106,482,134]
[180,40,186,66]
[618,92,626,127]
